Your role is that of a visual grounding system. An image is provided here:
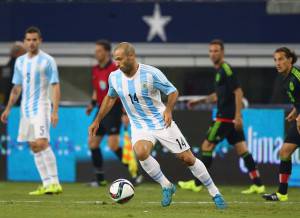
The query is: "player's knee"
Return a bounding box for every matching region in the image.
[177,152,195,166]
[279,147,292,159]
[133,146,148,161]
[88,138,99,149]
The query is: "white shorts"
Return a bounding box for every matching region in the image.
[131,121,190,153]
[17,113,50,142]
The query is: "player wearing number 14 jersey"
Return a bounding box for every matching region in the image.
[89,42,226,209]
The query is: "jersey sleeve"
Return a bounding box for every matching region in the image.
[108,74,118,97]
[46,58,59,84]
[222,63,240,92]
[152,69,177,95]
[12,59,23,85]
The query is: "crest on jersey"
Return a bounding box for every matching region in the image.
[99,80,107,90]
[142,82,148,90]
[289,81,295,91]
[215,73,221,83]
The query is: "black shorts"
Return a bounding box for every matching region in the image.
[206,121,245,145]
[94,102,122,136]
[285,121,300,146]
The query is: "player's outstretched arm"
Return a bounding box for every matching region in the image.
[89,95,117,136]
[286,107,297,122]
[233,88,243,130]
[51,83,61,128]
[187,92,217,109]
[0,85,22,123]
[164,90,178,128]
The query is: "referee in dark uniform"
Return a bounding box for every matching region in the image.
[263,47,299,201]
[178,39,265,194]
[86,40,124,186]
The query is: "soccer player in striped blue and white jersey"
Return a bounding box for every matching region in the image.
[1,26,62,195]
[89,42,226,209]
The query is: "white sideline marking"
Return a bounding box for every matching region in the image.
[1,200,300,205]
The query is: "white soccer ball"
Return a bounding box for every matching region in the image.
[109,179,134,204]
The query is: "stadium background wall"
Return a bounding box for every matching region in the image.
[0,2,299,43]
[2,107,300,186]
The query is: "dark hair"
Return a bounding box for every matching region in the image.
[209,39,224,50]
[25,26,42,38]
[96,40,111,52]
[275,47,298,64]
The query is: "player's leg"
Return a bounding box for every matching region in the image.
[178,139,216,192]
[88,134,106,186]
[156,121,226,209]
[229,128,265,194]
[178,121,223,192]
[263,121,299,201]
[263,143,297,201]
[29,140,50,195]
[132,130,174,207]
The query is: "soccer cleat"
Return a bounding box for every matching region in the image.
[131,175,144,186]
[29,185,47,196]
[212,194,227,209]
[262,192,288,201]
[241,185,266,194]
[177,180,202,192]
[45,183,63,194]
[161,184,176,207]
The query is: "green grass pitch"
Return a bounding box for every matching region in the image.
[0,182,300,218]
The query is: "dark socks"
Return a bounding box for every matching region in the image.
[241,152,262,186]
[91,148,104,182]
[278,158,291,195]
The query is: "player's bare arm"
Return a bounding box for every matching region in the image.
[89,95,117,136]
[0,85,22,123]
[164,90,178,128]
[187,92,217,109]
[286,107,297,122]
[296,113,300,134]
[233,87,243,130]
[86,89,97,115]
[51,83,60,128]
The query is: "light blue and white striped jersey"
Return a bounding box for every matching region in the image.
[12,50,59,118]
[108,63,177,130]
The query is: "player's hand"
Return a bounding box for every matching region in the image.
[86,104,93,116]
[0,109,10,124]
[51,111,59,128]
[89,120,100,136]
[163,109,172,128]
[234,115,243,130]
[286,110,297,122]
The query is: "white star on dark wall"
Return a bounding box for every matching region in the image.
[142,3,172,42]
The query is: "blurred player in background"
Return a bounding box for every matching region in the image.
[0,41,26,105]
[89,42,226,209]
[178,39,265,194]
[263,47,299,201]
[86,40,139,186]
[0,26,62,195]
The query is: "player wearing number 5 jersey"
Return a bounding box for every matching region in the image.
[1,26,62,195]
[89,42,226,209]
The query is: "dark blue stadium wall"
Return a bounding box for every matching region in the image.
[0,2,299,43]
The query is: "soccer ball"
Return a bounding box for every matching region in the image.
[109,179,134,204]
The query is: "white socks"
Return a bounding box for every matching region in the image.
[33,146,59,186]
[189,158,220,197]
[140,156,171,188]
[41,147,59,184]
[33,151,51,187]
